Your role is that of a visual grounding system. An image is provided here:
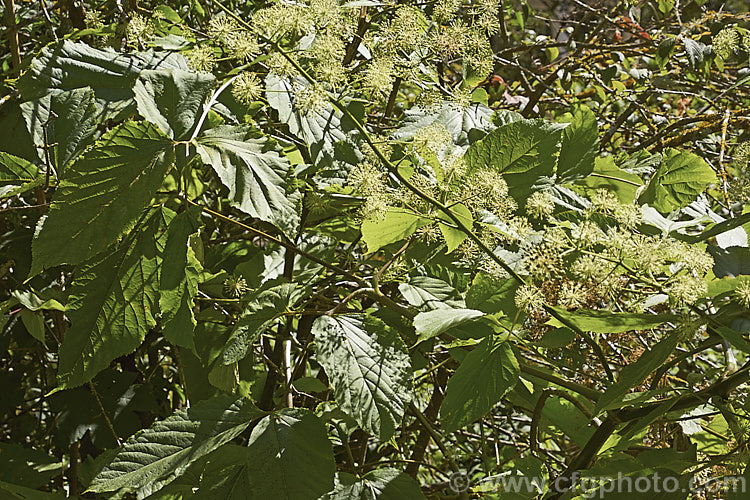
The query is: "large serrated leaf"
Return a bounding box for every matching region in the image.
[56,207,173,389]
[134,69,216,140]
[465,272,520,316]
[160,206,204,350]
[0,96,38,161]
[20,87,97,173]
[31,121,174,274]
[89,395,264,497]
[265,74,346,152]
[464,119,565,202]
[312,314,413,440]
[398,276,464,311]
[639,148,717,213]
[578,156,642,203]
[440,339,519,433]
[18,40,189,121]
[320,467,426,499]
[195,125,299,234]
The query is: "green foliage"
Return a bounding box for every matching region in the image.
[440,338,519,433]
[2,1,750,498]
[31,121,174,273]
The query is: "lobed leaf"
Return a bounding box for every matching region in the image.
[89,395,264,496]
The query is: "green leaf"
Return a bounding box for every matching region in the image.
[440,338,519,433]
[639,148,717,213]
[398,276,464,310]
[31,121,174,274]
[0,443,62,489]
[20,87,97,173]
[0,481,66,499]
[595,334,681,413]
[465,272,520,316]
[557,106,598,181]
[683,211,750,244]
[464,118,565,202]
[20,310,45,345]
[546,307,679,333]
[160,207,204,350]
[89,395,264,496]
[134,69,216,140]
[18,40,190,121]
[709,245,750,278]
[360,208,430,253]
[536,327,576,348]
[195,125,298,234]
[393,102,495,146]
[578,156,642,203]
[320,468,426,499]
[220,283,302,365]
[0,152,38,185]
[437,204,472,253]
[244,408,336,499]
[0,96,38,161]
[313,314,413,440]
[413,308,485,343]
[56,207,172,389]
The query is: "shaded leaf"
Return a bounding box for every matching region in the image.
[244,408,335,499]
[595,334,681,413]
[160,207,204,349]
[56,208,172,389]
[321,468,426,499]
[440,339,519,433]
[134,69,216,140]
[18,40,189,121]
[20,87,97,173]
[0,152,38,188]
[90,395,264,496]
[220,283,303,365]
[31,121,174,274]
